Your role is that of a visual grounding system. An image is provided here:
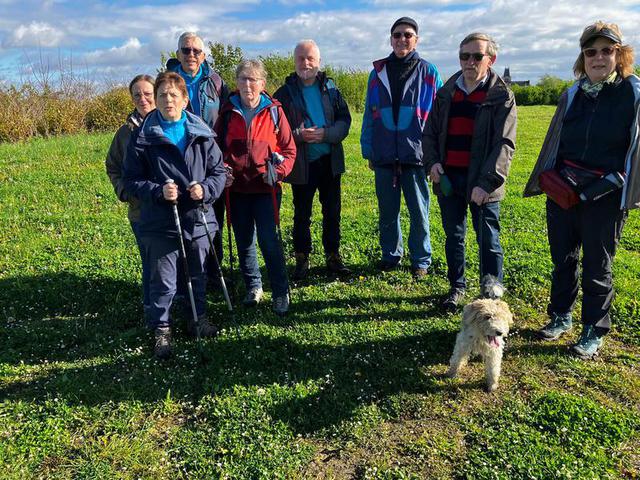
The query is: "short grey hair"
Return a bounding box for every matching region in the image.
[235,59,267,80]
[178,31,205,50]
[294,39,321,58]
[460,32,498,57]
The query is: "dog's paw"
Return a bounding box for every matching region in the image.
[485,382,498,393]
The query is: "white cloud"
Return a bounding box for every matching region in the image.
[83,37,146,66]
[3,21,65,47]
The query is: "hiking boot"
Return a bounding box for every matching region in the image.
[188,316,219,338]
[411,266,429,279]
[326,252,351,276]
[442,288,466,310]
[292,253,310,280]
[537,312,572,341]
[377,259,399,272]
[154,327,172,360]
[272,293,290,316]
[243,287,263,307]
[572,325,605,359]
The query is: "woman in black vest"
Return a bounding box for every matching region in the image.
[524,22,639,359]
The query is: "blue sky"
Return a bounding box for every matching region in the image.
[0,0,639,87]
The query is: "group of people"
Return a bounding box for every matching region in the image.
[106,19,639,361]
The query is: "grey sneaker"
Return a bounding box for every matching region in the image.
[188,316,219,338]
[293,253,310,280]
[538,312,572,341]
[154,327,172,360]
[572,325,604,359]
[272,294,290,316]
[442,288,465,310]
[243,287,263,307]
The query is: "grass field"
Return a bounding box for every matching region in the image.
[1,106,639,479]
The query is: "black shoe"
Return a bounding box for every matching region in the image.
[292,252,310,280]
[154,327,172,359]
[188,317,219,338]
[326,252,351,276]
[442,288,465,310]
[377,259,399,272]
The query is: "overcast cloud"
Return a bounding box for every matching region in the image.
[0,0,638,86]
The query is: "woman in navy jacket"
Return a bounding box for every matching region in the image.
[123,71,226,359]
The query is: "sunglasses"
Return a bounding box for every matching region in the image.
[392,32,416,39]
[582,46,617,58]
[459,52,489,62]
[180,47,203,56]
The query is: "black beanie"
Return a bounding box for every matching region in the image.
[390,17,418,35]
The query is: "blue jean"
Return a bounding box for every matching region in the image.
[130,221,150,308]
[374,165,431,268]
[142,235,209,329]
[230,191,289,297]
[438,187,503,290]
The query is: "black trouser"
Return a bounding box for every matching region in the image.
[206,195,226,275]
[291,155,341,256]
[546,192,627,331]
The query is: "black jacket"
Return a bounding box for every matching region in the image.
[273,71,351,184]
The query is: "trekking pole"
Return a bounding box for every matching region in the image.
[224,184,236,298]
[266,153,291,297]
[478,205,484,285]
[191,182,233,313]
[166,179,201,342]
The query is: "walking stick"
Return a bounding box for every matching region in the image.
[166,179,201,342]
[266,154,291,297]
[224,186,236,297]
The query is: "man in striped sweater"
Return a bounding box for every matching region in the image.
[423,32,517,309]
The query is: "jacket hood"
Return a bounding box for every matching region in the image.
[166,57,213,78]
[127,109,144,129]
[137,109,214,146]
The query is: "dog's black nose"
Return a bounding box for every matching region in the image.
[495,330,503,336]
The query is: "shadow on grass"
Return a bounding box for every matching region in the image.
[1,272,461,435]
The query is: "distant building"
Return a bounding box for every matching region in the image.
[503,67,530,87]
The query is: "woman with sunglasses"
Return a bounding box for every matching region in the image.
[524,22,639,359]
[105,74,156,316]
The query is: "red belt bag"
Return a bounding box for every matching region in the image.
[539,169,579,209]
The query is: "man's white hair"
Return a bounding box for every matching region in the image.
[294,39,321,58]
[178,31,205,51]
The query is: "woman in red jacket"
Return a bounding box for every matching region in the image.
[216,59,296,315]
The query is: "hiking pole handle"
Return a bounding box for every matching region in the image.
[164,178,178,205]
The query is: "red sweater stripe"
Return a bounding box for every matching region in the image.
[445,86,487,169]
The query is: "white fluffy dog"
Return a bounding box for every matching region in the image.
[446,298,513,392]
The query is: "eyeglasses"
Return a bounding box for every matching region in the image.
[180,47,203,56]
[392,32,416,39]
[582,46,617,58]
[459,52,489,62]
[133,92,154,101]
[237,76,262,84]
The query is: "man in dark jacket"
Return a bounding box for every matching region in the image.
[274,40,352,280]
[423,32,517,309]
[166,32,229,281]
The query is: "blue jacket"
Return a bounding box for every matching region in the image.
[166,58,229,130]
[123,110,226,240]
[360,52,442,167]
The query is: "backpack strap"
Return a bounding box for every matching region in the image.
[269,105,280,135]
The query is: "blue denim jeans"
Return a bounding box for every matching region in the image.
[374,165,431,269]
[437,182,503,290]
[130,221,150,309]
[230,191,289,297]
[142,235,209,329]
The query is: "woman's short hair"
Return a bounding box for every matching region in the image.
[154,71,189,99]
[573,21,635,79]
[459,32,498,57]
[128,74,155,94]
[235,59,267,81]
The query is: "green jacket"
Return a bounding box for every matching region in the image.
[105,110,143,222]
[422,68,517,202]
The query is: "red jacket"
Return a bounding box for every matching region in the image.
[215,92,296,194]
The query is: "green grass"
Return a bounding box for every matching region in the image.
[1,106,639,479]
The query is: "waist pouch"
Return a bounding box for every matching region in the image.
[539,169,579,209]
[559,160,602,191]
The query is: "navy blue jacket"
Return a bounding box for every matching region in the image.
[123,110,226,240]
